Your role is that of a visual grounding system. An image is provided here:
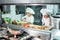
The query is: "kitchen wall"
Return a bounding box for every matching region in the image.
[46,5,59,15]
[2,5,24,21]
[2,5,59,25]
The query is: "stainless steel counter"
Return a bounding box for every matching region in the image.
[2,24,51,40]
[2,24,51,34]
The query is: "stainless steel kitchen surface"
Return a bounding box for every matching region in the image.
[0,11,2,27]
[0,4,60,40]
[0,0,60,4]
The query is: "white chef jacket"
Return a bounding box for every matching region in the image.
[22,15,34,24]
[42,17,54,27]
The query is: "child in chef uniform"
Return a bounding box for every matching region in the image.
[40,8,53,27]
[22,7,35,24]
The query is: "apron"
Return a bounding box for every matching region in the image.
[42,17,51,27]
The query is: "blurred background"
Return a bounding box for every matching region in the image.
[0,5,59,24]
[0,4,60,40]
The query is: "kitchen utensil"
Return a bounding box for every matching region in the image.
[20,35,42,40]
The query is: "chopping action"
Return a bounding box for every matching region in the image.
[40,8,53,28]
[22,7,35,24]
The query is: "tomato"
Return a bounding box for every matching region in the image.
[33,25,39,29]
[22,24,29,28]
[41,26,46,29]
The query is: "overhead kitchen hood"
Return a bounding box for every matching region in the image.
[0,0,60,4]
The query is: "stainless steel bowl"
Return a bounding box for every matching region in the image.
[20,35,42,40]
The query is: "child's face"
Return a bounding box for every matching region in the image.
[26,12,31,17]
[43,15,49,18]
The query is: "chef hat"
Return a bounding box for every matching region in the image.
[40,8,51,15]
[26,7,35,14]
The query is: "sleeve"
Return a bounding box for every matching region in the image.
[51,17,54,27]
[22,15,27,20]
[22,16,26,19]
[42,18,44,25]
[30,16,34,24]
